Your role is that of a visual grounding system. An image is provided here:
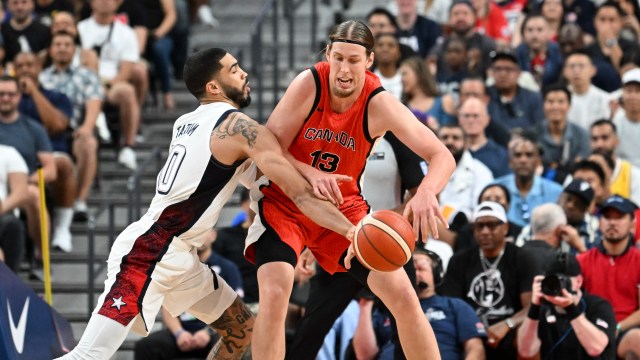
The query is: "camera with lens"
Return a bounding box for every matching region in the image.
[541,274,572,296]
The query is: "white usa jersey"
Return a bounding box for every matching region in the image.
[140,102,255,247]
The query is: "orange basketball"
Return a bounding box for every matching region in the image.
[353,210,416,272]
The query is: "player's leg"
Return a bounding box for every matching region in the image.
[166,254,253,360]
[286,269,363,360]
[367,268,440,359]
[55,314,134,359]
[251,229,298,360]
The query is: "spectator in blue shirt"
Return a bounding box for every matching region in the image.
[493,135,563,226]
[353,249,486,360]
[488,51,545,131]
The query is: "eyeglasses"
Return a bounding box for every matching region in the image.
[0,92,18,98]
[521,202,531,221]
[472,220,504,231]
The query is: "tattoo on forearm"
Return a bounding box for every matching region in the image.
[206,296,255,360]
[212,113,258,148]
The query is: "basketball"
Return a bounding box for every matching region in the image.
[353,210,415,272]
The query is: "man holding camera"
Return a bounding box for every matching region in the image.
[517,253,616,359]
[578,195,640,359]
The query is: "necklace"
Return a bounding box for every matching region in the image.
[479,247,505,277]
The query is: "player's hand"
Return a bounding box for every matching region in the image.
[403,186,447,242]
[531,275,545,306]
[192,329,211,349]
[176,330,195,351]
[344,242,357,270]
[306,167,352,205]
[294,248,316,283]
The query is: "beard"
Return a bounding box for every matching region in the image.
[332,84,356,98]
[222,81,251,109]
[592,147,614,160]
[449,147,464,164]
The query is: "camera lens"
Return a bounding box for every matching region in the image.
[541,275,562,296]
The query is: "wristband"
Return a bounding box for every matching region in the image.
[173,328,186,339]
[527,303,541,320]
[565,303,582,320]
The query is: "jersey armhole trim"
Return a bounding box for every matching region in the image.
[363,86,385,144]
[304,66,322,123]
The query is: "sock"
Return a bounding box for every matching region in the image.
[74,200,88,212]
[54,207,74,232]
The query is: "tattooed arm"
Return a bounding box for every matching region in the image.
[210,112,356,239]
[207,295,254,360]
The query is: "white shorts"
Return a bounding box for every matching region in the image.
[94,217,237,335]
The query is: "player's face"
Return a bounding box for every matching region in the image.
[216,53,251,108]
[0,81,21,117]
[326,42,373,99]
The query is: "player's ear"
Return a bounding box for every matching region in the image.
[366,51,374,69]
[207,80,221,96]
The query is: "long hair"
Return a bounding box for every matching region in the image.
[401,56,439,104]
[328,20,375,56]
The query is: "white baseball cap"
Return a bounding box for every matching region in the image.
[622,68,640,86]
[473,201,507,223]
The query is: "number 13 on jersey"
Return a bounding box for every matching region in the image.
[310,150,340,173]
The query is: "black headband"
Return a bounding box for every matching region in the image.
[331,38,370,50]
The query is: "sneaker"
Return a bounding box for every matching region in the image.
[73,201,89,222]
[52,227,73,253]
[118,147,137,170]
[198,5,219,27]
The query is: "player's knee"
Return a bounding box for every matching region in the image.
[259,284,292,309]
[54,156,74,176]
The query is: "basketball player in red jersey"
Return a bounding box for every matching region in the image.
[245,21,455,359]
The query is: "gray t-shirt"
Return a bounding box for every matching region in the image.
[613,112,640,168]
[0,114,53,174]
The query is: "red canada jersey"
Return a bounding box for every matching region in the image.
[266,62,384,210]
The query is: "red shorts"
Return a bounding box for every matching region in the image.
[245,184,368,274]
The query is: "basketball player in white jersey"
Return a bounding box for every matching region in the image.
[56,48,357,360]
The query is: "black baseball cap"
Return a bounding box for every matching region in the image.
[563,179,594,206]
[601,195,638,215]
[490,50,518,65]
[450,0,475,13]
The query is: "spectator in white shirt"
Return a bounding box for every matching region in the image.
[437,123,494,224]
[564,49,612,130]
[612,68,640,168]
[373,33,403,100]
[77,0,140,170]
[0,145,29,273]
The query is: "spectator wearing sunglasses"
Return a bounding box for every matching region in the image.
[493,135,563,227]
[441,201,537,359]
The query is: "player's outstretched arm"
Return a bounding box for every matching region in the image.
[210,112,355,239]
[368,91,456,240]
